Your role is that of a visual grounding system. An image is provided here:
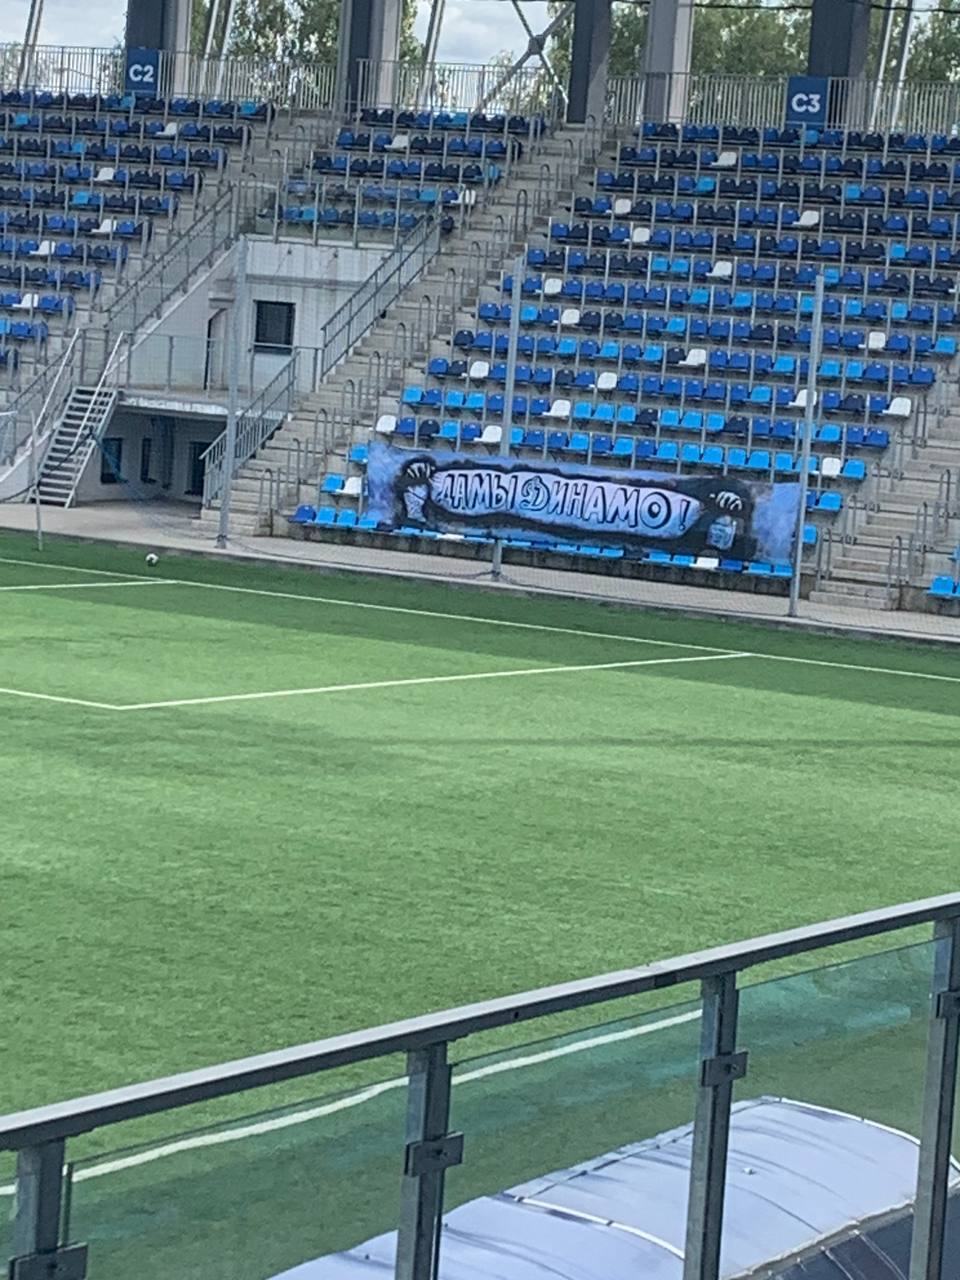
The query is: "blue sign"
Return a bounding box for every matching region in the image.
[783,77,829,128]
[124,47,160,96]
[785,75,829,128]
[366,442,801,563]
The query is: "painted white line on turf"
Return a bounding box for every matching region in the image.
[113,652,754,712]
[751,652,960,685]
[0,556,158,582]
[3,554,958,686]
[0,555,732,655]
[0,687,117,710]
[0,1010,701,1194]
[0,579,178,592]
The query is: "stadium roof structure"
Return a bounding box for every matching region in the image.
[273,1097,960,1279]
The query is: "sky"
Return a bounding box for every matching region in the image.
[0,0,555,64]
[0,0,945,69]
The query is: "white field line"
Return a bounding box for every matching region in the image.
[0,1010,701,1195]
[0,556,158,582]
[112,652,753,712]
[1,555,957,688]
[0,579,178,593]
[0,555,729,654]
[0,687,117,710]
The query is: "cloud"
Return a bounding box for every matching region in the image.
[3,0,123,47]
[414,0,553,65]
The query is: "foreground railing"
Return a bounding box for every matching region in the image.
[2,895,960,1280]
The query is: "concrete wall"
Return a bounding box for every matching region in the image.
[76,408,223,504]
[124,236,390,395]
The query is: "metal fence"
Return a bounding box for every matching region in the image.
[355,59,559,122]
[607,71,960,135]
[1,895,959,1280]
[105,185,242,339]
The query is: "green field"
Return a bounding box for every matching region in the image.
[1,529,958,1278]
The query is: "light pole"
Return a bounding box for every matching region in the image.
[217,235,248,549]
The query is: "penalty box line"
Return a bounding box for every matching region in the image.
[0,652,754,714]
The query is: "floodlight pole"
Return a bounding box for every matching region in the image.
[217,235,247,549]
[788,272,825,618]
[491,255,524,581]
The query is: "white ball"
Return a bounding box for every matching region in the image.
[145,553,159,567]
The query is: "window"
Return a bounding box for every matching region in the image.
[186,441,207,497]
[100,437,123,485]
[254,300,294,353]
[140,437,153,484]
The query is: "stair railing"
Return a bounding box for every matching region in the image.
[0,330,82,467]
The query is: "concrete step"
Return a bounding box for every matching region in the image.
[808,588,895,610]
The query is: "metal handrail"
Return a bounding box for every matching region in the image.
[2,893,959,1149]
[0,331,82,466]
[200,353,298,506]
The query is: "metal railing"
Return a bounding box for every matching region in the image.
[2,895,960,1280]
[0,330,105,467]
[1,44,337,114]
[355,59,559,124]
[607,71,960,135]
[314,215,442,389]
[200,353,298,507]
[105,184,243,339]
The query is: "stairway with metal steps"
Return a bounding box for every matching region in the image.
[37,385,119,507]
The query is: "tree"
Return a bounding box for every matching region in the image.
[191,0,421,63]
[548,0,810,84]
[908,1,960,82]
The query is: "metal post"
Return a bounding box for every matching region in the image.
[890,0,917,134]
[217,236,248,548]
[869,0,897,133]
[10,1139,86,1279]
[789,272,825,618]
[909,916,960,1280]
[683,972,746,1280]
[502,253,524,459]
[30,413,43,551]
[394,1042,462,1280]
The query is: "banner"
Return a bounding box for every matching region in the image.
[366,442,801,563]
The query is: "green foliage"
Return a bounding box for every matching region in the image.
[189,0,421,63]
[909,0,960,82]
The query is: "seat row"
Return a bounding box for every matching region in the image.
[562,218,960,270]
[640,123,960,154]
[1,185,189,212]
[312,154,500,184]
[375,417,870,482]
[582,196,960,243]
[0,316,47,341]
[356,108,542,135]
[0,264,100,292]
[1,113,247,145]
[336,130,509,159]
[523,257,956,300]
[0,92,270,120]
[0,138,224,168]
[463,317,957,358]
[281,206,445,235]
[439,342,934,385]
[0,291,74,316]
[0,237,127,263]
[587,169,960,208]
[0,162,194,195]
[400,377,912,421]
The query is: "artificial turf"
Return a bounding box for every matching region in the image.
[0,529,958,1276]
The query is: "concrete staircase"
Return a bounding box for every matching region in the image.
[202,126,602,534]
[37,385,119,507]
[808,399,960,610]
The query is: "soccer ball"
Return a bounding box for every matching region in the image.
[145,553,159,567]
